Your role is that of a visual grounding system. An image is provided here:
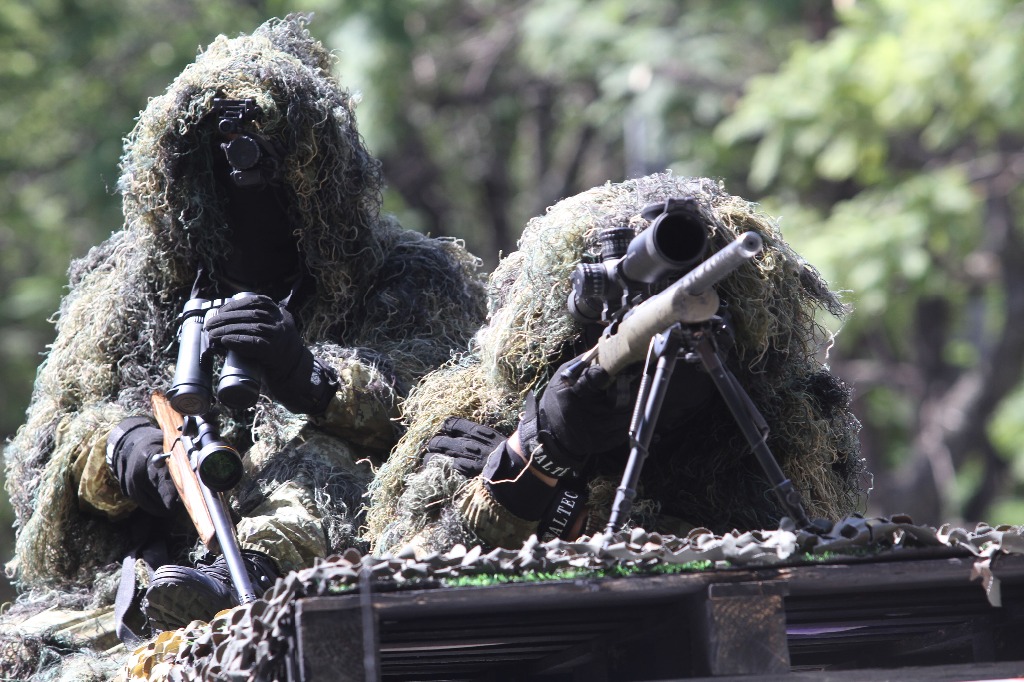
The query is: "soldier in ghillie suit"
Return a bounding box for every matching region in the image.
[367,173,865,556]
[0,14,485,680]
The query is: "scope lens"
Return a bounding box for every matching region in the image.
[197,445,243,492]
[224,136,262,170]
[620,207,708,284]
[652,212,706,263]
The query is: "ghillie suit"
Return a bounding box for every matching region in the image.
[367,173,865,556]
[0,14,485,680]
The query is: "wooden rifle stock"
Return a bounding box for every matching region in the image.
[151,392,218,549]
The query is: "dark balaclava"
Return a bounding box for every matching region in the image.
[208,101,301,299]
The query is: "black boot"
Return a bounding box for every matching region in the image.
[143,550,279,632]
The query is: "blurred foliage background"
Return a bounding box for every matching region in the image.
[2,0,1023,602]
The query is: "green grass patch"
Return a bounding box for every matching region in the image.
[439,559,717,589]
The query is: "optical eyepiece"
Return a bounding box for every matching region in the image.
[193,417,244,492]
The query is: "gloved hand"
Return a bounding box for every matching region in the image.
[106,416,180,517]
[205,294,337,415]
[205,293,305,371]
[517,355,632,479]
[422,417,507,477]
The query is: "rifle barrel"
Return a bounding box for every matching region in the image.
[595,232,762,376]
[200,485,258,604]
[680,231,762,295]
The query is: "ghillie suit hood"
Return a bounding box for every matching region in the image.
[368,173,865,553]
[4,15,485,604]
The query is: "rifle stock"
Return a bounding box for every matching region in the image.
[151,393,218,549]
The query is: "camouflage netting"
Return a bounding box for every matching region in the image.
[1,13,484,680]
[367,173,866,555]
[116,517,1023,680]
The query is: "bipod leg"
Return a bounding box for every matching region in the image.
[692,335,812,529]
[604,325,683,536]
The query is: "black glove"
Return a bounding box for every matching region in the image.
[205,294,337,415]
[422,417,507,477]
[106,416,180,517]
[204,293,304,369]
[481,440,560,521]
[518,356,632,480]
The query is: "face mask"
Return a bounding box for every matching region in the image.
[207,99,300,296]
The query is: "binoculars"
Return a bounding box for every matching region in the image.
[166,292,263,416]
[568,196,709,324]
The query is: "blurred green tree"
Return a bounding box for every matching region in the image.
[717,0,1024,525]
[325,0,829,265]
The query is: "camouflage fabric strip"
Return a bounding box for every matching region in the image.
[73,419,138,520]
[235,480,327,574]
[311,359,399,456]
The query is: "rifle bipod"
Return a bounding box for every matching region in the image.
[602,322,812,539]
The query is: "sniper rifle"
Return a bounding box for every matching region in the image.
[563,197,813,537]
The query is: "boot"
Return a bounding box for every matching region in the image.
[143,550,279,632]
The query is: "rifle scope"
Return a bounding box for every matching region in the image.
[568,196,708,323]
[192,417,244,492]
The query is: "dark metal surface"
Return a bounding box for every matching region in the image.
[295,552,1024,681]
